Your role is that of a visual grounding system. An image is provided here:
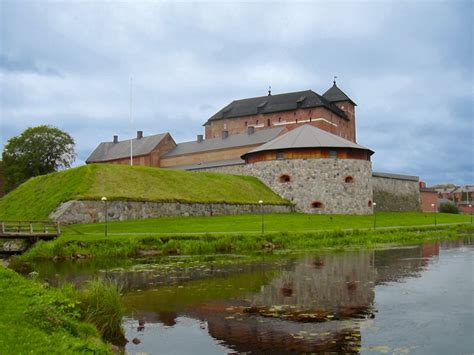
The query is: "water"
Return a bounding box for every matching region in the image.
[24,239,474,354]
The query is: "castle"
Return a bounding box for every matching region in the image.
[87,81,421,214]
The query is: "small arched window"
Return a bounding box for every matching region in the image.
[256,120,259,125]
[368,200,372,208]
[267,119,271,127]
[244,121,248,127]
[311,201,324,209]
[278,174,291,183]
[345,176,354,183]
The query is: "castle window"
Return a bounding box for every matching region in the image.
[278,174,291,183]
[345,176,354,183]
[245,121,248,127]
[368,200,372,208]
[256,120,259,125]
[278,117,281,122]
[311,201,324,209]
[276,151,284,160]
[267,119,271,127]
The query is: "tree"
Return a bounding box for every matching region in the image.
[2,125,76,192]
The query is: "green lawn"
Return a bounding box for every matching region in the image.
[0,164,288,220]
[70,212,472,236]
[0,267,110,354]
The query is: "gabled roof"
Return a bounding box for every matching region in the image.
[322,82,357,106]
[86,133,169,163]
[206,89,348,124]
[163,127,285,157]
[241,124,372,158]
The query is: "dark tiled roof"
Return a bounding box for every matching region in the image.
[322,83,357,105]
[163,127,284,157]
[242,124,372,158]
[372,172,419,182]
[86,133,168,162]
[206,90,347,123]
[168,158,245,171]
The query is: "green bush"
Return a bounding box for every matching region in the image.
[439,202,459,214]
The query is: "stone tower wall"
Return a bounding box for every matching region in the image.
[200,158,373,215]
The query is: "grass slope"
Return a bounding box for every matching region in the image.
[0,267,110,354]
[0,164,288,220]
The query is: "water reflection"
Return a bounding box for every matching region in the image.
[22,239,474,353]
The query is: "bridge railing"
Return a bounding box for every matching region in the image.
[0,221,61,236]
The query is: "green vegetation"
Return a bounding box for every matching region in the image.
[439,201,459,214]
[72,211,470,235]
[2,125,76,192]
[0,164,288,220]
[0,267,111,354]
[16,222,474,262]
[79,280,125,344]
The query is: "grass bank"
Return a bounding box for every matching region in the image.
[16,223,474,262]
[0,164,288,220]
[0,267,117,354]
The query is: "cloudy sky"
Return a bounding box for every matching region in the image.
[0,0,472,185]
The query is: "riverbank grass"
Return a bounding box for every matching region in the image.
[0,267,111,354]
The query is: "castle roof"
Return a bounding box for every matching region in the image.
[164,127,284,157]
[241,124,373,158]
[322,82,357,106]
[86,133,169,163]
[206,89,348,124]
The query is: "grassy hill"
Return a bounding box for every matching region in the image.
[0,164,289,220]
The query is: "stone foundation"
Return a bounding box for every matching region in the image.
[49,200,294,224]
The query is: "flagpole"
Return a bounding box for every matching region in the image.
[130,76,133,166]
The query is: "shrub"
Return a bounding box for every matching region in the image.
[439,202,459,214]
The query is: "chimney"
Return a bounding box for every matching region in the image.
[221,130,229,139]
[113,135,118,143]
[137,131,143,139]
[247,126,255,135]
[197,134,203,143]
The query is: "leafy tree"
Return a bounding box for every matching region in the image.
[2,125,76,192]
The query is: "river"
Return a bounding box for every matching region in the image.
[23,239,474,354]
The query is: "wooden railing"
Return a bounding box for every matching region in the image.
[0,220,61,238]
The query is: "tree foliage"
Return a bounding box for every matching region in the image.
[2,125,76,192]
[438,201,459,214]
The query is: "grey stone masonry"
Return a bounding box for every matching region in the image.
[49,200,293,224]
[372,175,420,212]
[200,158,374,214]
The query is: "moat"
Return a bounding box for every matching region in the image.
[24,239,474,354]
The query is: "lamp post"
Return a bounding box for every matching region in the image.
[259,200,264,235]
[469,204,472,224]
[431,203,437,226]
[373,202,377,230]
[101,197,108,237]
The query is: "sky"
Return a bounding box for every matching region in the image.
[0,0,472,185]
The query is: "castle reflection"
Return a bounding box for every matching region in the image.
[120,242,444,353]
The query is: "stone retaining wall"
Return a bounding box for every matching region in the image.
[49,200,294,224]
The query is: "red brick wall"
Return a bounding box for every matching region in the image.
[205,105,356,142]
[420,191,438,212]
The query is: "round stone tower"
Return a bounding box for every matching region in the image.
[241,124,374,214]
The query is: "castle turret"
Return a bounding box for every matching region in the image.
[323,81,357,142]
